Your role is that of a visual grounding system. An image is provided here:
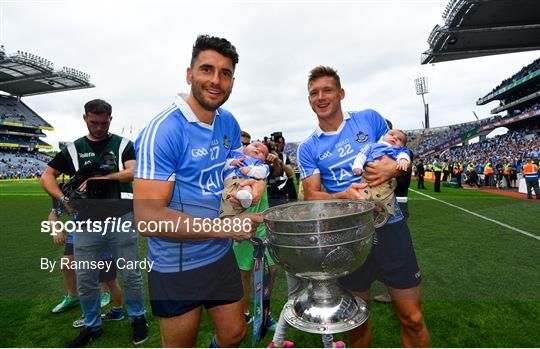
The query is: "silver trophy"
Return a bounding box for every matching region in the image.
[263,200,387,334]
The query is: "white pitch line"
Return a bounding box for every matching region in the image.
[410,189,540,241]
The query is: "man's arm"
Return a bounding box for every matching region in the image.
[302,173,368,201]
[282,161,294,177]
[268,151,282,176]
[40,166,64,200]
[133,178,261,240]
[96,159,135,182]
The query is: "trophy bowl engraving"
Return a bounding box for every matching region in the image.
[263,199,380,334]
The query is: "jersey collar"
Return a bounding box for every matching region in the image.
[315,111,351,137]
[174,93,220,129]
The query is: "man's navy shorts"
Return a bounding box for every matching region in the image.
[149,248,243,317]
[339,219,421,291]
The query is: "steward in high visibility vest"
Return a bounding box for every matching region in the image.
[453,162,463,174]
[522,159,539,199]
[503,164,510,175]
[483,162,493,175]
[432,160,442,172]
[523,161,539,182]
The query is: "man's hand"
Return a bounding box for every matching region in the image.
[77,179,88,193]
[228,212,263,242]
[230,179,265,205]
[266,152,278,163]
[339,182,369,200]
[363,156,401,187]
[52,231,66,246]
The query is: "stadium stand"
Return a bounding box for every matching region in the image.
[0,150,52,179]
[0,95,53,128]
[422,0,540,64]
[0,45,94,180]
[411,57,539,157]
[414,56,539,191]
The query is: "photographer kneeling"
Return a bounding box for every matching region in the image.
[40,99,148,347]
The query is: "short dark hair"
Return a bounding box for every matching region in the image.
[308,66,341,89]
[191,35,239,69]
[241,130,251,138]
[84,99,111,116]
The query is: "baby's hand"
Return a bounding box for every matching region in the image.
[396,159,410,171]
[352,167,363,176]
[231,157,246,167]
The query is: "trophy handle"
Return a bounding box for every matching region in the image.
[372,200,389,228]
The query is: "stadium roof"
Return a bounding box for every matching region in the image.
[0,48,94,96]
[421,0,540,64]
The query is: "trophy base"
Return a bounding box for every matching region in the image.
[282,295,369,334]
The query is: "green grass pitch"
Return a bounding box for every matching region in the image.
[0,180,539,347]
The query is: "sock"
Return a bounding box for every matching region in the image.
[111,306,123,315]
[236,189,253,208]
[271,310,289,346]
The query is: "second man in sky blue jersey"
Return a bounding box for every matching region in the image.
[297,66,430,347]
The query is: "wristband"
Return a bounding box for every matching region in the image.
[59,195,68,206]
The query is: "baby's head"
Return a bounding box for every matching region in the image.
[243,141,269,161]
[383,129,407,147]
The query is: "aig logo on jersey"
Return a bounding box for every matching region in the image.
[328,155,357,186]
[356,132,368,143]
[199,162,225,195]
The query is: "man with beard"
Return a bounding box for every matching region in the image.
[133,35,264,347]
[40,99,148,347]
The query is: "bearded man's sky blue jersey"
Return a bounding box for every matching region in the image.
[298,109,404,224]
[135,94,242,272]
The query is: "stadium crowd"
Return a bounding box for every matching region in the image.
[420,128,540,189]
[487,58,540,94]
[410,103,539,157]
[410,116,499,155]
[0,150,51,179]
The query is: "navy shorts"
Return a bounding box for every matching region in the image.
[149,248,243,317]
[338,219,421,291]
